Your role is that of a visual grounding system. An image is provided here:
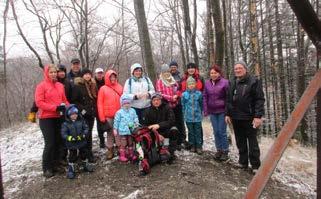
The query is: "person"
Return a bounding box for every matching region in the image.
[57,64,72,102]
[71,68,97,162]
[156,64,185,151]
[142,93,178,163]
[181,77,203,154]
[203,65,229,161]
[27,102,38,123]
[97,70,122,160]
[35,64,69,178]
[169,60,182,83]
[61,105,94,179]
[181,62,205,92]
[123,63,155,122]
[225,60,265,173]
[94,67,106,148]
[67,58,82,103]
[113,94,139,162]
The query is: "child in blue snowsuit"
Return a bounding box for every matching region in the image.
[181,76,203,154]
[113,94,139,162]
[61,104,94,179]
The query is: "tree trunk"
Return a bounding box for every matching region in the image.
[206,0,215,67]
[211,0,224,66]
[222,0,229,75]
[228,0,235,76]
[134,0,156,82]
[249,0,260,77]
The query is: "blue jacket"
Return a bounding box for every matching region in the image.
[61,105,89,149]
[181,89,203,122]
[113,107,139,135]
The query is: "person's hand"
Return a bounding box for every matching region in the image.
[252,118,263,129]
[141,93,149,99]
[148,124,160,131]
[158,134,164,142]
[56,105,66,112]
[67,135,76,142]
[113,129,118,137]
[27,112,36,123]
[225,116,232,124]
[173,95,178,101]
[76,135,82,141]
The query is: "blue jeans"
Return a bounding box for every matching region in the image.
[210,113,229,152]
[186,122,203,148]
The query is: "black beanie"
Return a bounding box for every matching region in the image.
[169,60,178,67]
[57,64,66,73]
[81,68,92,77]
[186,62,197,69]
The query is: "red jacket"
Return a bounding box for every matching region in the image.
[181,69,204,92]
[35,65,69,119]
[97,70,123,122]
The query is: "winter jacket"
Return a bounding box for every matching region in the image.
[58,77,72,102]
[181,69,205,92]
[113,108,139,135]
[67,71,81,103]
[156,79,181,108]
[95,77,105,91]
[35,65,69,119]
[61,105,89,149]
[97,70,123,122]
[171,71,182,83]
[142,103,175,133]
[71,77,97,118]
[226,74,265,120]
[203,77,229,115]
[181,89,203,122]
[123,64,155,109]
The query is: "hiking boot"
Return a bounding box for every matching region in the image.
[235,163,248,169]
[66,163,75,179]
[213,150,223,160]
[176,144,182,151]
[196,148,203,155]
[106,148,114,160]
[182,141,192,150]
[219,152,229,161]
[43,169,54,178]
[119,148,128,162]
[99,142,106,149]
[251,168,258,175]
[82,160,94,172]
[128,147,137,162]
[190,146,196,153]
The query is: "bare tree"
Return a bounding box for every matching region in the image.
[211,0,224,67]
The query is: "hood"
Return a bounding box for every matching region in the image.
[104,70,118,86]
[43,65,54,83]
[130,63,143,77]
[65,104,81,122]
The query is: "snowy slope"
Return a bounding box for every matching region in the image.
[0,120,317,198]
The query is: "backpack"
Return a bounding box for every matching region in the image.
[131,126,170,175]
[128,76,152,93]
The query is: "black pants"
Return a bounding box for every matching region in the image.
[232,119,261,169]
[159,127,178,155]
[39,118,63,172]
[68,147,89,163]
[173,104,186,145]
[133,107,148,124]
[84,116,95,160]
[96,117,105,145]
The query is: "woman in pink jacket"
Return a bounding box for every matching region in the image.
[97,70,123,160]
[35,64,69,178]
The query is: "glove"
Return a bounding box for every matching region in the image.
[56,105,66,113]
[76,135,82,141]
[67,135,76,142]
[27,112,36,123]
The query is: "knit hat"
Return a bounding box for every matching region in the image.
[120,94,132,105]
[186,76,196,85]
[234,60,248,70]
[186,62,197,69]
[81,68,92,77]
[169,60,178,67]
[67,106,78,116]
[160,64,170,73]
[57,64,66,73]
[151,92,162,100]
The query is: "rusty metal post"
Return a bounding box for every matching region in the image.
[244,69,321,199]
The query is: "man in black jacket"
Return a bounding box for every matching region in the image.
[225,60,265,173]
[142,93,178,162]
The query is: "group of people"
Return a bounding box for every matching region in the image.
[30,57,265,179]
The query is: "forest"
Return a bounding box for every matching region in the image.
[0,0,320,145]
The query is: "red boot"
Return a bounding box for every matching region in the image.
[128,147,137,162]
[119,148,128,162]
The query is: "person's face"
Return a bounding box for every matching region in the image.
[187,68,196,76]
[70,113,78,120]
[110,74,117,84]
[210,69,220,81]
[187,82,196,90]
[83,73,92,81]
[123,103,131,109]
[170,65,178,74]
[57,71,66,79]
[152,97,162,107]
[48,68,57,81]
[133,68,142,78]
[95,72,104,80]
[162,71,171,79]
[234,64,247,78]
[71,62,81,73]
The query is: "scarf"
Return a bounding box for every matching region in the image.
[84,79,97,99]
[160,72,176,87]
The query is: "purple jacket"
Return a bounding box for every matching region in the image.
[203,77,229,115]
